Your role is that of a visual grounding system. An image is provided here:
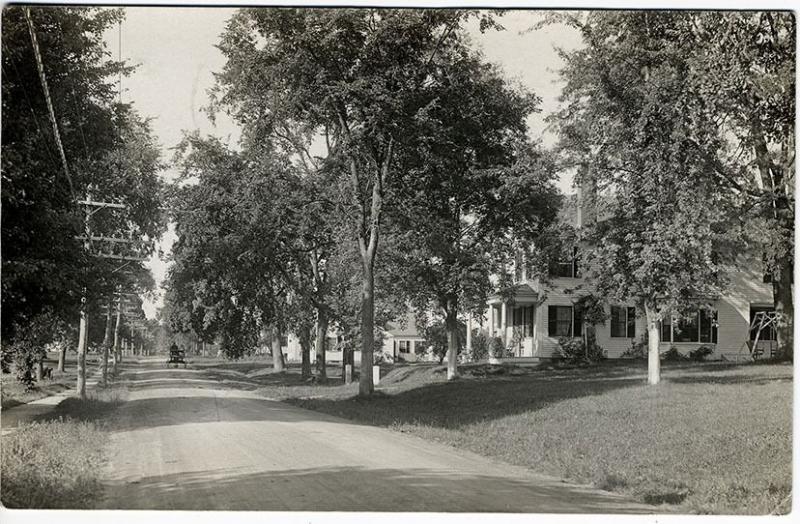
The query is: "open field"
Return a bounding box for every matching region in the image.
[210,359,793,515]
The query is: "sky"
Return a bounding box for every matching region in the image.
[103,7,583,319]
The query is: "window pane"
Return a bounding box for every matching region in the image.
[699,310,717,343]
[673,313,699,343]
[610,306,626,338]
[549,306,577,337]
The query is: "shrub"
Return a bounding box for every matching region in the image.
[621,337,648,359]
[557,337,606,364]
[661,346,688,361]
[470,331,490,361]
[688,345,714,362]
[489,336,507,359]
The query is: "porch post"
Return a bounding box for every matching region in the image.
[466,316,473,351]
[501,302,508,345]
[489,306,495,337]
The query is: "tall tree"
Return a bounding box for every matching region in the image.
[681,12,795,358]
[213,8,513,395]
[2,6,164,392]
[551,11,742,384]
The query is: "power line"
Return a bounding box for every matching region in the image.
[23,6,75,200]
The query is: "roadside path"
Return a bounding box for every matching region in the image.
[99,357,656,513]
[2,365,109,433]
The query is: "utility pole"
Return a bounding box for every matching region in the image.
[75,196,147,400]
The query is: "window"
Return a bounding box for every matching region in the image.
[548,305,583,338]
[398,340,411,353]
[660,310,718,343]
[750,306,777,341]
[549,247,580,278]
[610,306,636,338]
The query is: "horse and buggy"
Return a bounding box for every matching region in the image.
[166,346,187,368]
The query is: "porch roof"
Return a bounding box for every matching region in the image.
[488,283,539,305]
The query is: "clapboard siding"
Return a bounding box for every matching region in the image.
[486,261,774,361]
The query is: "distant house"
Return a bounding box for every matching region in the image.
[484,188,777,361]
[282,312,429,365]
[380,311,428,362]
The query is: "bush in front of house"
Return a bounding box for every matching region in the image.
[621,336,648,359]
[469,331,490,361]
[556,337,606,364]
[661,346,688,361]
[688,345,714,362]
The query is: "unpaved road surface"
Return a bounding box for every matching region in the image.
[100,358,654,513]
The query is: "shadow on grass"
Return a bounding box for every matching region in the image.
[32,392,126,424]
[285,360,793,431]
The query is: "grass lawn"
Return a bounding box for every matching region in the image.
[1,352,101,408]
[0,385,127,509]
[227,359,792,515]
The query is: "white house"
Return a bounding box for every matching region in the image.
[380,311,428,362]
[484,190,779,362]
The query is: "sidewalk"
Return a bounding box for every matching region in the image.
[1,365,107,433]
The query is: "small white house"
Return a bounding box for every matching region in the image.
[380,312,428,362]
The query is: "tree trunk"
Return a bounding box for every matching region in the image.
[315,308,328,380]
[773,256,794,359]
[644,302,661,385]
[445,304,459,380]
[271,325,286,372]
[359,259,375,396]
[35,359,44,381]
[100,300,113,387]
[57,344,66,373]
[77,308,88,400]
[300,325,312,379]
[112,299,122,375]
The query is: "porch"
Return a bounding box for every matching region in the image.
[487,283,540,359]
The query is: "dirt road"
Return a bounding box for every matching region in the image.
[100,358,654,513]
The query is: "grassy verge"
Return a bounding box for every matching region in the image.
[1,385,127,509]
[1,353,100,408]
[221,359,792,515]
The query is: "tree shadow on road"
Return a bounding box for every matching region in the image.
[99,465,657,513]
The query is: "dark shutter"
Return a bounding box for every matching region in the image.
[548,306,558,337]
[610,306,622,337]
[660,318,672,342]
[572,247,580,278]
[627,307,636,338]
[573,306,583,337]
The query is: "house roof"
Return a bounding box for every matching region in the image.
[384,311,422,337]
[488,282,539,305]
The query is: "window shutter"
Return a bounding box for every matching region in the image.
[548,306,558,337]
[660,318,672,342]
[712,311,718,343]
[572,247,580,277]
[610,306,621,337]
[573,306,583,337]
[627,307,636,338]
